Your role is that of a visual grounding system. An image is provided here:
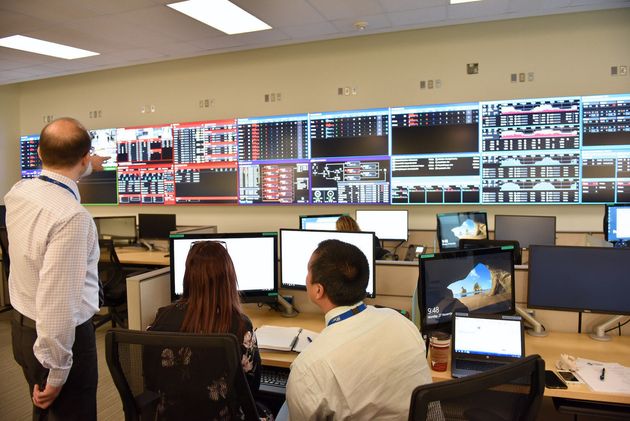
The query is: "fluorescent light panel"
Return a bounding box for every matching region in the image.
[168,0,271,35]
[0,35,99,59]
[450,0,483,3]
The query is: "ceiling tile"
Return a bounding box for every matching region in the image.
[281,21,339,39]
[378,0,444,13]
[307,0,385,20]
[388,6,448,27]
[236,0,326,26]
[447,0,511,20]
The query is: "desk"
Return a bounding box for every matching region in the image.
[243,305,630,405]
[116,248,170,266]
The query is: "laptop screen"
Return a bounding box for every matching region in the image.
[453,314,523,359]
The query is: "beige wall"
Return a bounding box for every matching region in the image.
[2,9,628,230]
[0,84,20,199]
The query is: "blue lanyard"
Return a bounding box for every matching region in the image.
[38,175,78,201]
[327,303,367,326]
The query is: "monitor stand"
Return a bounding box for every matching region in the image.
[515,306,547,337]
[277,295,298,318]
[139,240,154,252]
[590,315,627,341]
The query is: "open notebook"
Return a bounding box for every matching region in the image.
[255,325,319,352]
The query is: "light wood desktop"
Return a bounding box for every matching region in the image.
[116,248,170,266]
[244,305,630,405]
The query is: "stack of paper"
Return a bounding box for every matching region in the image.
[575,357,630,394]
[255,325,319,352]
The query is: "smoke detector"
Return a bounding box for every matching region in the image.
[353,21,368,31]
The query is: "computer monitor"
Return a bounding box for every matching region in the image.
[0,205,5,228]
[93,216,136,244]
[355,209,409,241]
[138,214,177,240]
[419,246,516,334]
[280,229,375,298]
[528,245,630,315]
[494,215,556,248]
[436,211,488,251]
[604,204,630,245]
[169,232,278,303]
[299,214,344,231]
[458,239,522,265]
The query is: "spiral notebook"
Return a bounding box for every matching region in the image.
[255,325,319,352]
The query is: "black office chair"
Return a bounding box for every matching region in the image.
[408,354,545,421]
[105,328,259,421]
[94,239,128,328]
[0,226,10,281]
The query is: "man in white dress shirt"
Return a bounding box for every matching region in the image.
[286,239,432,420]
[6,117,106,421]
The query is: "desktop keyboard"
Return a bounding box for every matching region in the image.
[259,366,290,396]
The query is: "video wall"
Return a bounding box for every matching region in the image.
[20,93,630,206]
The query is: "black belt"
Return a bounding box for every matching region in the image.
[14,312,37,329]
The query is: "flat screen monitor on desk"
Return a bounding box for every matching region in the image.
[280,229,375,298]
[169,232,278,303]
[494,215,556,248]
[93,216,136,245]
[299,214,343,231]
[436,211,488,251]
[528,245,630,316]
[604,204,630,246]
[459,239,522,265]
[419,246,516,335]
[138,213,177,240]
[355,209,408,241]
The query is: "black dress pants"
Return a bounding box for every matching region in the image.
[11,312,98,421]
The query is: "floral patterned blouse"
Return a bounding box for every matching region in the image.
[143,301,261,420]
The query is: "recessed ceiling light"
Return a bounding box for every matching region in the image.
[450,0,483,4]
[0,35,99,59]
[167,0,271,35]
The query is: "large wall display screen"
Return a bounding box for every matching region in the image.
[18,93,630,206]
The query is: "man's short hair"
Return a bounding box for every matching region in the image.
[39,117,91,168]
[309,239,369,306]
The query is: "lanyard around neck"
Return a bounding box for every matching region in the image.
[327,303,367,326]
[38,175,78,201]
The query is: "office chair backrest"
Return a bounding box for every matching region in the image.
[98,239,126,304]
[408,354,545,421]
[105,328,259,421]
[0,226,10,279]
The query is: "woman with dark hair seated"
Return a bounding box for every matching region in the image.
[144,241,264,420]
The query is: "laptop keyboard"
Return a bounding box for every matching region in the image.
[455,359,505,372]
[259,366,290,395]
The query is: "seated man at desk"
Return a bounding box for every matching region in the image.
[286,239,431,420]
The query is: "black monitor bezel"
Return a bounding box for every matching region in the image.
[279,228,376,299]
[604,204,630,242]
[355,209,409,241]
[436,211,488,251]
[418,246,516,335]
[298,213,345,230]
[494,214,556,248]
[527,245,630,315]
[458,239,522,265]
[169,232,279,304]
[93,215,137,244]
[138,213,177,240]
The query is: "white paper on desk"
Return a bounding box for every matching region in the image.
[575,360,630,395]
[293,329,319,353]
[255,325,302,351]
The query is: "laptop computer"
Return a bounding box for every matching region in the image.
[451,313,525,378]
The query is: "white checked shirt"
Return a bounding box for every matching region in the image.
[5,170,100,387]
[286,304,432,420]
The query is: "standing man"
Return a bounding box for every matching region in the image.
[286,239,432,420]
[6,117,106,420]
